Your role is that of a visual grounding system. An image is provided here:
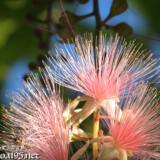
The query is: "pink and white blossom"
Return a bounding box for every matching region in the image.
[3,69,69,160]
[46,33,159,102]
[45,33,160,125]
[99,86,160,160]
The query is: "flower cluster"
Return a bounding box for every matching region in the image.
[98,86,160,160]
[2,70,69,160]
[1,33,160,160]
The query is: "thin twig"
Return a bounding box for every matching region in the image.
[93,0,101,36]
[79,12,95,19]
[101,15,112,27]
[134,33,160,42]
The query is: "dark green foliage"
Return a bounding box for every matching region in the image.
[112,23,133,37]
[110,0,128,17]
[129,0,160,34]
[59,11,81,26]
[78,0,89,4]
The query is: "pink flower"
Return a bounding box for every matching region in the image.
[3,70,69,160]
[99,86,160,160]
[46,33,159,102]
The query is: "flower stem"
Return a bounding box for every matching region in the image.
[92,109,100,160]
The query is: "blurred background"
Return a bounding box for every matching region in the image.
[0,0,160,106]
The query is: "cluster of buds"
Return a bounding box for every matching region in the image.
[1,33,160,160]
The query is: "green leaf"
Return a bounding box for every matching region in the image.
[112,23,133,37]
[59,11,81,26]
[110,0,128,17]
[0,19,18,49]
[4,0,27,9]
[80,115,93,133]
[57,27,75,42]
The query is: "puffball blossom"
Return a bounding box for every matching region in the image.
[98,86,160,160]
[46,33,159,124]
[3,70,69,160]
